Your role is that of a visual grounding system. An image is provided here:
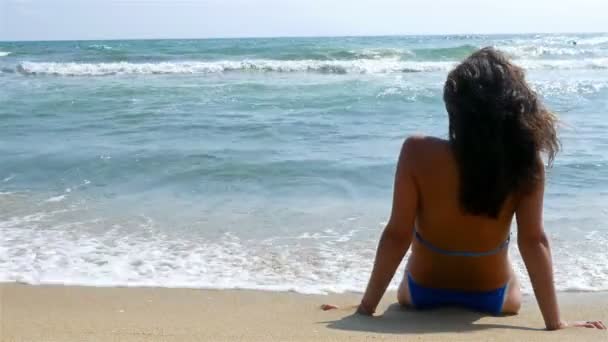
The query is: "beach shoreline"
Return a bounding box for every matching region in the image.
[2,283,606,341]
[2,34,608,303]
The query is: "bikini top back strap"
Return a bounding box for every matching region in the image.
[414,231,511,257]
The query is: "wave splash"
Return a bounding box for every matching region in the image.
[13,58,608,76]
[15,59,453,76]
[3,221,608,295]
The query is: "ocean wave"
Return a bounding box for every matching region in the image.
[172,44,475,61]
[339,45,477,60]
[44,194,67,203]
[521,58,608,70]
[12,57,608,76]
[315,48,411,60]
[15,59,455,76]
[0,51,10,57]
[576,36,608,46]
[2,221,608,295]
[195,43,603,61]
[372,79,608,102]
[532,79,608,97]
[412,44,479,59]
[499,45,598,58]
[86,44,113,51]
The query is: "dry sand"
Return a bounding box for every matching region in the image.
[1,283,606,341]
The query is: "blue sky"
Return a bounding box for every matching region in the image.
[1,0,607,41]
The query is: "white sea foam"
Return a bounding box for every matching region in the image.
[45,195,66,203]
[531,79,608,97]
[87,44,113,51]
[0,51,10,57]
[577,36,608,46]
[374,78,608,100]
[14,57,608,76]
[2,209,608,295]
[499,45,597,58]
[15,59,455,76]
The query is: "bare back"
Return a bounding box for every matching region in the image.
[357,47,604,329]
[405,136,516,291]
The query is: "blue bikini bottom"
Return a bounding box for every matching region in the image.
[407,272,508,316]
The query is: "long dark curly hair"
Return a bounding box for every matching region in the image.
[443,47,559,218]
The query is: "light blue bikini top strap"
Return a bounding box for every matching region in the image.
[414,231,511,257]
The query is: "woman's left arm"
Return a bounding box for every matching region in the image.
[358,137,420,315]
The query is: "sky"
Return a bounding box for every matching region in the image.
[1,0,607,41]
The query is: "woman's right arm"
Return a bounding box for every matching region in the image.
[516,161,605,330]
[357,136,420,315]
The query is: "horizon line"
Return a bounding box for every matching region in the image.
[1,31,606,44]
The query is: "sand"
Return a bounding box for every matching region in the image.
[1,283,606,341]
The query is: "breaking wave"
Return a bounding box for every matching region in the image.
[13,57,608,76]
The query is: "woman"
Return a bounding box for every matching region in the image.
[355,48,605,330]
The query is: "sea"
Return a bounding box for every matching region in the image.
[1,34,607,295]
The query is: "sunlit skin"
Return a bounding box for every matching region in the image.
[324,136,605,330]
[323,47,605,331]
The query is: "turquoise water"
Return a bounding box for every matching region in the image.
[1,34,607,293]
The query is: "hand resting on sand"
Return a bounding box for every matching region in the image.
[320,304,373,315]
[320,305,605,330]
[564,320,606,330]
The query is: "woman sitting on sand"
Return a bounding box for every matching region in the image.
[355,47,604,330]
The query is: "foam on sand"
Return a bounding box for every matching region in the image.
[2,207,607,295]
